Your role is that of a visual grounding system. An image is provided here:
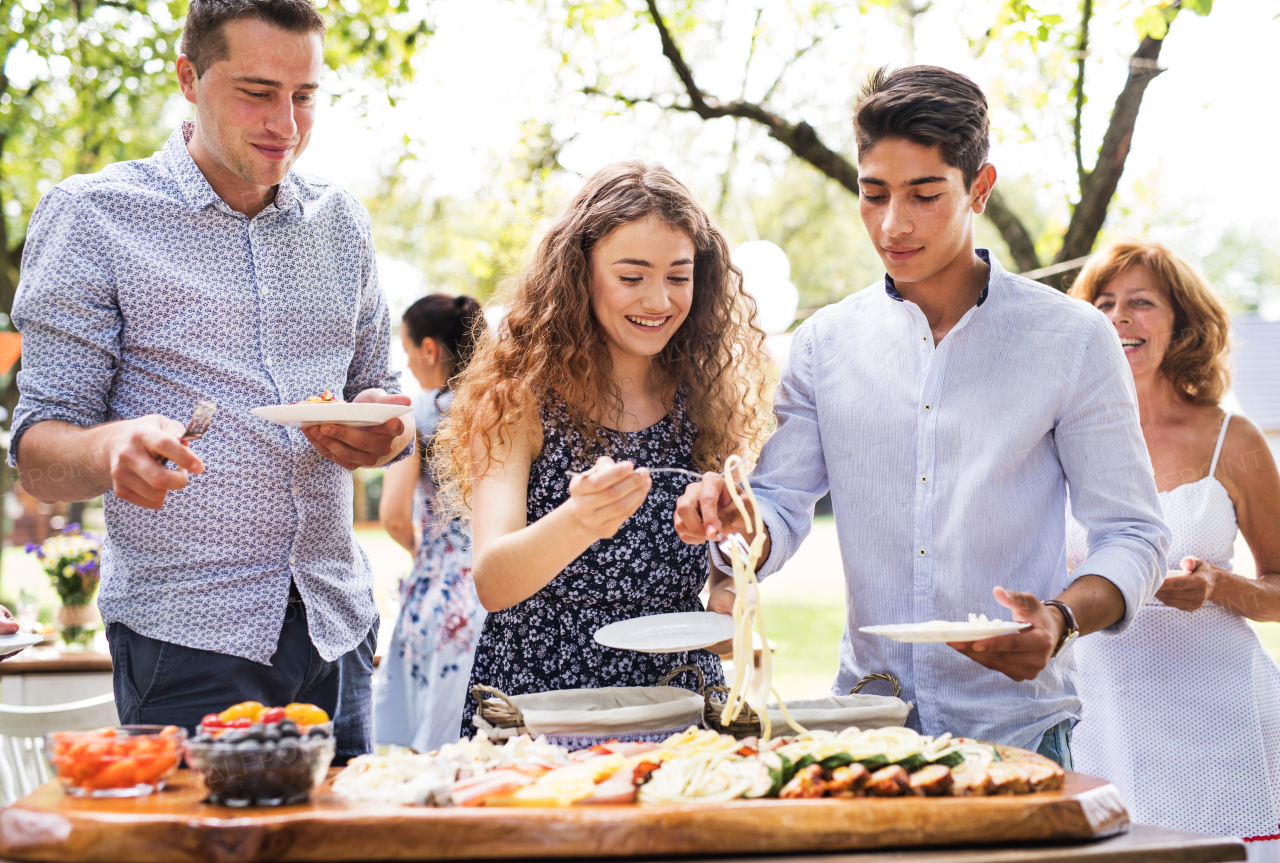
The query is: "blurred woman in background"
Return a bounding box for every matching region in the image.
[374,293,485,752]
[1067,242,1280,858]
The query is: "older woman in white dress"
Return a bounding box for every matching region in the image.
[1066,241,1280,859]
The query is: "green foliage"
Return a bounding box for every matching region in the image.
[1200,228,1280,316]
[365,121,567,303]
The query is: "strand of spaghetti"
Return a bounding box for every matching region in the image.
[720,455,786,738]
[771,686,807,735]
[722,537,753,724]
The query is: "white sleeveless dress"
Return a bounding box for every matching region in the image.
[1067,412,1280,858]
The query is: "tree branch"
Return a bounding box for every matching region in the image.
[985,189,1042,273]
[1056,11,1175,264]
[1072,0,1093,186]
[638,0,1045,273]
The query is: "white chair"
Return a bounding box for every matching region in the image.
[0,692,119,803]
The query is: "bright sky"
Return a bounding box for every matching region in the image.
[295,0,1279,263]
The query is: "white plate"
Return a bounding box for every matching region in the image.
[860,620,1031,643]
[594,612,735,654]
[0,632,44,654]
[251,402,414,428]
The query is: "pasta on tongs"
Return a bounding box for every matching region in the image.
[718,455,805,742]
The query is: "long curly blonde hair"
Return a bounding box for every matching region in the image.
[435,160,772,514]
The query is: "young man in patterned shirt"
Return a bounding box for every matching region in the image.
[10,0,414,762]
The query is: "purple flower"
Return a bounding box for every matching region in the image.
[62,523,81,535]
[24,542,37,554]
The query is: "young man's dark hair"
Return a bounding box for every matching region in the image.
[854,65,990,190]
[180,0,326,77]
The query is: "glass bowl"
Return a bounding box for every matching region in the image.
[45,725,186,798]
[185,733,335,807]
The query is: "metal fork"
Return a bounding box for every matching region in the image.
[156,400,217,465]
[717,532,753,560]
[563,466,707,480]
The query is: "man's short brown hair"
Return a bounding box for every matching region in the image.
[854,66,990,190]
[181,0,326,78]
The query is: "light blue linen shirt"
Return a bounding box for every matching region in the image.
[735,251,1169,751]
[10,122,404,665]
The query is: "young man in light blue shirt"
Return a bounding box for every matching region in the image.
[674,66,1169,765]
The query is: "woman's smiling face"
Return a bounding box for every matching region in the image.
[588,215,695,363]
[1091,264,1178,381]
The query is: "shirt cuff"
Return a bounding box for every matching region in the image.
[707,498,788,581]
[1068,544,1162,634]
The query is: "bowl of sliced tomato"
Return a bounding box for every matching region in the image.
[46,725,186,797]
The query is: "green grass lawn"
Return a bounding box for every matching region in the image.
[761,597,847,700]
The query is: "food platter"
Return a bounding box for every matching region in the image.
[250,403,413,428]
[593,612,735,654]
[0,768,1129,863]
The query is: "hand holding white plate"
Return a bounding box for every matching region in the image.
[594,611,735,654]
[0,632,44,656]
[251,402,414,428]
[860,614,1031,644]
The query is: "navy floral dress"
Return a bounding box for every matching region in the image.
[461,389,724,735]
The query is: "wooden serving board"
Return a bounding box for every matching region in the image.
[0,770,1129,863]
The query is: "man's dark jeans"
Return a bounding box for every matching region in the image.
[107,595,378,765]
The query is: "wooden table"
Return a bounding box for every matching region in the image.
[618,828,1247,862]
[0,652,113,707]
[0,768,1186,863]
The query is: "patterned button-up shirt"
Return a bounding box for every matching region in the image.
[721,251,1169,752]
[10,122,403,664]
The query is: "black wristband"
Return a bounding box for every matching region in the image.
[1042,599,1079,657]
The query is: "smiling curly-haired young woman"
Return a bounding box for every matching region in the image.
[432,160,772,734]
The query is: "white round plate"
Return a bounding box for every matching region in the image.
[0,632,44,654]
[594,612,735,654]
[859,621,1031,643]
[251,403,414,428]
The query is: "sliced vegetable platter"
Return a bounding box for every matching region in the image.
[0,726,1130,863]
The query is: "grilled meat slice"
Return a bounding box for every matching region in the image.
[865,764,911,797]
[987,762,1032,795]
[950,767,993,796]
[908,764,954,797]
[780,764,828,799]
[826,763,870,798]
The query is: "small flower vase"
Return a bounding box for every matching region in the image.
[55,603,97,649]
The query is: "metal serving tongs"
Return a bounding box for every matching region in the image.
[156,400,217,465]
[717,531,752,561]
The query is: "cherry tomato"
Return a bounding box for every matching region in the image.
[218,701,266,723]
[260,707,287,724]
[200,714,225,728]
[224,717,254,729]
[283,703,329,726]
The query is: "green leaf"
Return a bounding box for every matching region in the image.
[1134,5,1169,39]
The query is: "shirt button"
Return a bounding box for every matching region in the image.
[265,357,273,367]
[920,476,928,483]
[924,404,932,411]
[919,548,927,556]
[292,486,300,495]
[289,555,296,565]
[921,335,927,342]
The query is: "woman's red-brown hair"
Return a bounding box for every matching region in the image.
[435,160,772,512]
[1069,240,1231,405]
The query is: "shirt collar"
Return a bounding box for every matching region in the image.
[162,121,298,216]
[884,247,994,307]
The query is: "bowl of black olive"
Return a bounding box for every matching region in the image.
[184,719,335,807]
